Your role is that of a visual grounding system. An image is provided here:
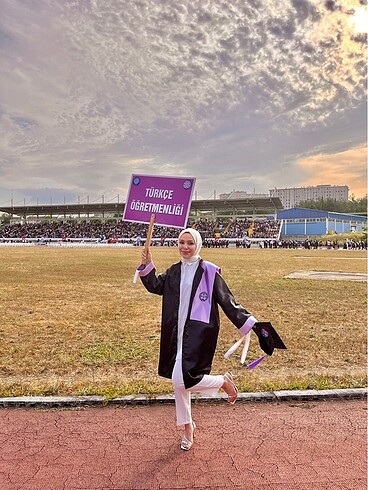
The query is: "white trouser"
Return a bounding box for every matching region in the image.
[171,357,224,426]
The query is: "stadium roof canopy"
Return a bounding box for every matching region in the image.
[190,197,283,217]
[277,207,367,223]
[0,202,125,219]
[0,196,283,220]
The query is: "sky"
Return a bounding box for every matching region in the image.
[0,0,367,207]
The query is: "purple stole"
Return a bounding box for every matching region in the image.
[189,261,220,323]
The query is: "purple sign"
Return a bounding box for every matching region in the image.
[123,174,196,228]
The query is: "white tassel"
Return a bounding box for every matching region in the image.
[224,337,245,359]
[240,331,251,364]
[133,269,140,284]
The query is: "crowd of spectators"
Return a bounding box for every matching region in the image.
[0,220,177,242]
[222,218,280,239]
[0,218,366,249]
[0,218,281,242]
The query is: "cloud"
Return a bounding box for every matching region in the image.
[0,0,366,205]
[296,145,367,197]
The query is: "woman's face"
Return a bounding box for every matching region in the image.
[178,232,196,259]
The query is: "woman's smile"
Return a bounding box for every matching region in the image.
[178,233,196,258]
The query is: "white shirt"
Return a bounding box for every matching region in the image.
[176,259,200,359]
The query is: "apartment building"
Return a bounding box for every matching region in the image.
[269,185,349,209]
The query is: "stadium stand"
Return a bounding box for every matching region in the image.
[0,218,366,249]
[0,218,280,241]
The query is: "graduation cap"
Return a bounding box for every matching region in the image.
[252,322,287,356]
[224,321,286,369]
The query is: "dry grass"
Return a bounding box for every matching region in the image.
[0,246,366,397]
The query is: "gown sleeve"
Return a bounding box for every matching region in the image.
[139,261,167,296]
[213,272,257,335]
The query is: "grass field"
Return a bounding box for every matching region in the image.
[0,246,366,398]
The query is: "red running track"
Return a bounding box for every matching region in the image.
[0,399,366,490]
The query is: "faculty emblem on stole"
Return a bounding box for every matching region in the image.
[199,291,208,302]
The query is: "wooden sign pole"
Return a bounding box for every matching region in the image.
[133,213,156,284]
[145,213,156,252]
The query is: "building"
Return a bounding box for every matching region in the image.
[269,185,349,209]
[277,207,366,237]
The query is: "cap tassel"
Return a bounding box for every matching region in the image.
[247,355,266,370]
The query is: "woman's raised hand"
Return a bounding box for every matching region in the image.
[141,249,152,265]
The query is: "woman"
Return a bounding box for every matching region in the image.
[138,228,258,451]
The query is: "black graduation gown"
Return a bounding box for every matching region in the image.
[140,259,254,389]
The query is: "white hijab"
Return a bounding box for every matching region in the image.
[178,228,202,263]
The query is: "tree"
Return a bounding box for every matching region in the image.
[296,196,367,214]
